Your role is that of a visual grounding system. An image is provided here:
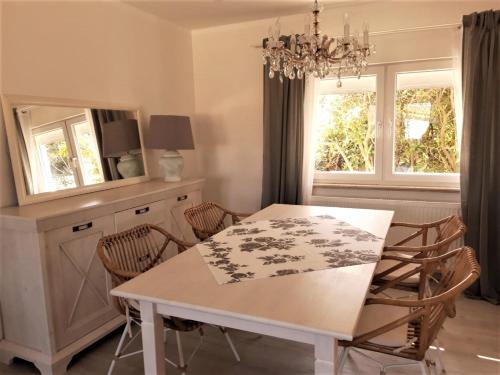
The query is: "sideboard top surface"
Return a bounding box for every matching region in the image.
[0,178,204,224]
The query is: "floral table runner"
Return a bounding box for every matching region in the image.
[197,215,385,284]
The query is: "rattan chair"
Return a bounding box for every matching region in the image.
[96,224,240,375]
[372,215,466,296]
[184,201,252,241]
[338,246,480,375]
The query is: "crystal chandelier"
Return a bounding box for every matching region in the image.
[262,0,374,86]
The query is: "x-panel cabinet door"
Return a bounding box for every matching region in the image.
[45,214,117,350]
[165,190,202,244]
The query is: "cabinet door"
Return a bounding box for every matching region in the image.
[165,190,202,244]
[115,200,167,233]
[45,215,117,350]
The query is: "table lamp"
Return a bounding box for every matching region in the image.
[146,115,194,182]
[102,118,143,179]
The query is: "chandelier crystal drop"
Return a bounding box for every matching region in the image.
[262,0,374,85]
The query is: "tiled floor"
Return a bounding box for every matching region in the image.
[1,296,498,375]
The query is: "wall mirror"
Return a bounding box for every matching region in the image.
[2,95,149,206]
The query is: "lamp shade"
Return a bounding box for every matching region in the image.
[146,115,194,150]
[102,119,141,157]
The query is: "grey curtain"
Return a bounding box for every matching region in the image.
[91,109,127,181]
[460,10,500,304]
[261,36,306,208]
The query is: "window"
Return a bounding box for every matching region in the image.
[33,125,77,191]
[71,118,105,186]
[314,67,384,183]
[29,113,105,193]
[313,60,460,188]
[393,70,459,175]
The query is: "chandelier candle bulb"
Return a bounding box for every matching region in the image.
[363,23,369,48]
[344,13,350,39]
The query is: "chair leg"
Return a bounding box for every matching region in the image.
[107,322,131,375]
[433,339,446,374]
[175,331,187,375]
[219,327,241,362]
[337,347,350,374]
[419,360,431,375]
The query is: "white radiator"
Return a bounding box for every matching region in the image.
[311,196,462,246]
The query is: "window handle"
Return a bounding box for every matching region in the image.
[387,120,393,138]
[71,157,79,169]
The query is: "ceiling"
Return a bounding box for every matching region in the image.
[124,1,360,30]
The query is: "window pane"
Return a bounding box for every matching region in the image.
[34,128,76,191]
[72,121,105,185]
[315,75,377,173]
[394,70,459,174]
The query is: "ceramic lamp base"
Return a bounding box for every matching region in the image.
[117,154,143,179]
[159,150,184,182]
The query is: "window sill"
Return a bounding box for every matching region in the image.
[313,182,460,193]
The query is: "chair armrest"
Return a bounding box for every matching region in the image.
[390,221,427,229]
[391,216,453,229]
[383,247,465,265]
[113,269,141,280]
[176,239,197,252]
[365,296,423,308]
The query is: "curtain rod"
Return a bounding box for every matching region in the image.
[252,23,462,47]
[369,23,462,37]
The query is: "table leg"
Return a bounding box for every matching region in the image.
[140,301,166,374]
[314,335,339,375]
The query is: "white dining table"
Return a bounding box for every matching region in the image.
[111,204,394,375]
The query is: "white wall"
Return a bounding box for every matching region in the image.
[0,1,16,208]
[0,1,198,207]
[192,1,497,212]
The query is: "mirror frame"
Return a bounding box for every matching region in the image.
[1,94,150,206]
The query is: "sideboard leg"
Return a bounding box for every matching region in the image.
[0,349,14,365]
[34,356,72,375]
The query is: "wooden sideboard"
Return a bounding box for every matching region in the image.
[0,178,204,374]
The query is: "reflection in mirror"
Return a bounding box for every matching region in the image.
[13,105,145,195]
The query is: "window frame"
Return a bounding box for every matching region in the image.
[313,59,460,189]
[314,66,385,185]
[31,120,82,192]
[383,60,459,188]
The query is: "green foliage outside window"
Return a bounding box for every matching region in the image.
[44,140,76,188]
[394,88,459,173]
[315,87,459,174]
[315,92,376,172]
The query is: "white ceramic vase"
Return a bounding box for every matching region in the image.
[116,154,143,179]
[158,150,184,182]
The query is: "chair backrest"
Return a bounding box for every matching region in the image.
[387,215,466,258]
[414,246,479,357]
[184,202,232,240]
[96,224,188,314]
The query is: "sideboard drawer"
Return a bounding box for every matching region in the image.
[115,200,166,232]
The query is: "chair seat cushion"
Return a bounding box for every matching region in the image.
[375,258,420,284]
[163,316,204,332]
[355,302,410,347]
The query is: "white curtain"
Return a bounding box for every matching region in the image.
[452,25,464,152]
[300,76,320,205]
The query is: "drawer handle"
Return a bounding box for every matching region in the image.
[73,222,93,232]
[135,207,150,215]
[177,195,188,202]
